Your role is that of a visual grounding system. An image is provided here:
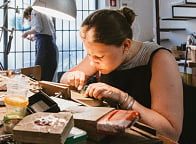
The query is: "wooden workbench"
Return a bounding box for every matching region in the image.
[0,80,178,144]
[0,124,163,144]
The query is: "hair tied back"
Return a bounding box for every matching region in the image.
[117,7,137,27]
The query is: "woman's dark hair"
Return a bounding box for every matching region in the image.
[23,6,33,22]
[81,7,136,47]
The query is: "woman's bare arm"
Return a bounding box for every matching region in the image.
[133,49,183,141]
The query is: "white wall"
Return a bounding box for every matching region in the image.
[98,0,154,42]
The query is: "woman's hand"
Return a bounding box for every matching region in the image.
[85,82,126,103]
[60,71,87,90]
[27,36,36,41]
[22,30,37,39]
[22,32,28,38]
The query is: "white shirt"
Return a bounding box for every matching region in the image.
[31,10,55,38]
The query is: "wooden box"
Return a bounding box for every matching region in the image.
[13,112,74,144]
[63,106,114,141]
[39,81,71,99]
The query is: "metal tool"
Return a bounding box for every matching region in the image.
[79,85,88,94]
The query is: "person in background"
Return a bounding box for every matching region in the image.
[22,6,58,81]
[60,7,183,142]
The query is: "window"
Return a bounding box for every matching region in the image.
[0,0,97,74]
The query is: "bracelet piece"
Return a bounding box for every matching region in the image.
[126,97,135,110]
[120,93,129,106]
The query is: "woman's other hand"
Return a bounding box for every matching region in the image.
[85,82,126,103]
[60,70,87,90]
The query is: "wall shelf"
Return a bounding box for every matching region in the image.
[173,3,196,7]
[160,38,169,42]
[160,28,186,32]
[185,0,196,4]
[161,17,192,21]
[172,4,196,18]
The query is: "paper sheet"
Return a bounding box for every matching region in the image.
[50,97,81,111]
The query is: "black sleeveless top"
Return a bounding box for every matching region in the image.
[100,42,169,108]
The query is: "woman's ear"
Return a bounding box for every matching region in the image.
[123,38,131,53]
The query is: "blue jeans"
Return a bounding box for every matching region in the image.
[35,34,58,81]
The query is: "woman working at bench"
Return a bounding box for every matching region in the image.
[60,7,183,142]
